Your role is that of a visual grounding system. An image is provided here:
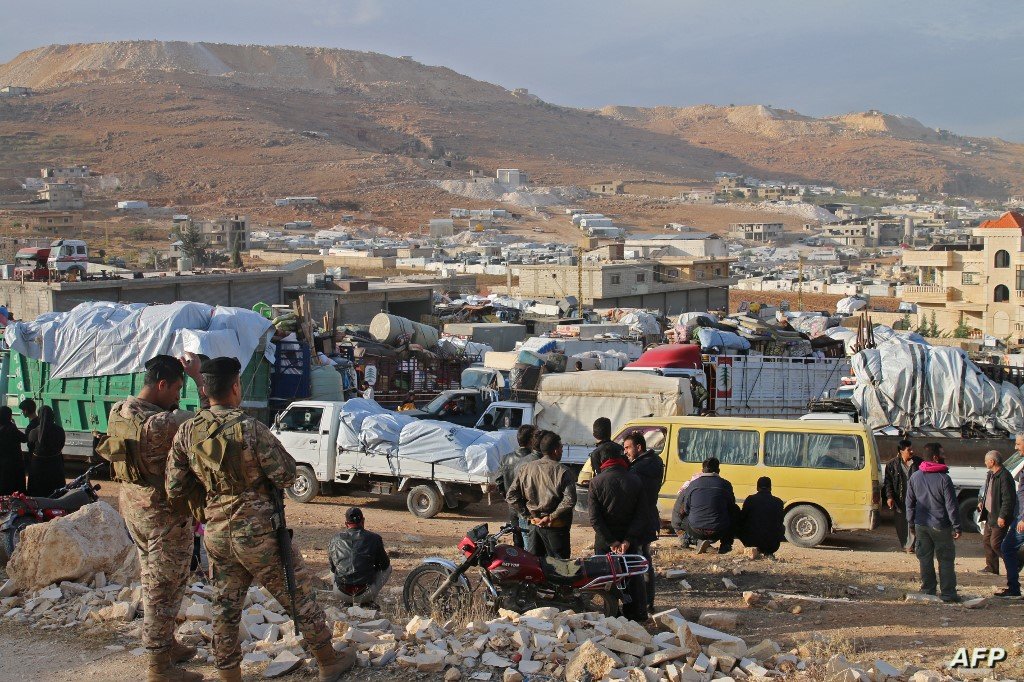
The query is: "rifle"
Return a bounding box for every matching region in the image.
[271,487,299,625]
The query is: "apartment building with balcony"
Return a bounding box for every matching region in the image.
[901,211,1024,339]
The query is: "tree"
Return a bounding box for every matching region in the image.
[894,313,911,331]
[176,222,207,266]
[952,315,971,339]
[927,311,940,338]
[230,234,243,269]
[128,226,146,241]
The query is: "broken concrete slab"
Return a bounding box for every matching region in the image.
[904,593,943,604]
[642,646,689,667]
[565,640,618,682]
[263,651,303,678]
[697,611,738,630]
[602,637,646,658]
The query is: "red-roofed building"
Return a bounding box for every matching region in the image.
[901,212,1024,340]
[979,211,1024,230]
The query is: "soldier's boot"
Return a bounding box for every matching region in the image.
[313,643,356,682]
[216,668,241,682]
[147,650,204,682]
[169,640,198,663]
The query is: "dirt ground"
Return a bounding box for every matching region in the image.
[2,479,1022,681]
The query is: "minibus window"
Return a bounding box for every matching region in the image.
[615,426,667,455]
[765,432,864,470]
[678,427,758,466]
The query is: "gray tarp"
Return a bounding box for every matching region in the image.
[851,336,1024,433]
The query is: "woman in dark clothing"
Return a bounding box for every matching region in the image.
[0,406,27,495]
[27,405,66,497]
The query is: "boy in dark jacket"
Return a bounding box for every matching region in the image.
[671,457,736,554]
[328,507,392,605]
[739,476,785,557]
[588,447,648,622]
[589,417,624,473]
[624,431,663,609]
[498,425,539,550]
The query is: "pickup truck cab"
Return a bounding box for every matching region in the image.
[404,389,491,427]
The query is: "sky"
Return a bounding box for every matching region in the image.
[2,0,1022,140]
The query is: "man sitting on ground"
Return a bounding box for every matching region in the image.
[671,457,736,554]
[739,476,786,558]
[328,507,392,605]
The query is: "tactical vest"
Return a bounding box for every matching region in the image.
[99,408,163,488]
[189,408,261,496]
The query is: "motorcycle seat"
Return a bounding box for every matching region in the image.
[29,489,92,511]
[540,557,583,585]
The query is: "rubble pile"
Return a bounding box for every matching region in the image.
[0,576,962,681]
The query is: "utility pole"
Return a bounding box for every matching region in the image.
[797,255,805,312]
[577,245,584,316]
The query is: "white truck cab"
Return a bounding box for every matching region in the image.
[48,238,88,276]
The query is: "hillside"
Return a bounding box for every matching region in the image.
[0,40,1022,230]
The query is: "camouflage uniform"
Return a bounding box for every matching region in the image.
[166,406,331,671]
[104,397,193,653]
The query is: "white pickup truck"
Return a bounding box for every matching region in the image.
[271,400,507,518]
[472,370,692,469]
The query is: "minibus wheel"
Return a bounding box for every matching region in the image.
[784,505,829,548]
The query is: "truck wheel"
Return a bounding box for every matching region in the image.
[784,505,829,548]
[407,485,443,518]
[286,465,320,503]
[959,498,981,534]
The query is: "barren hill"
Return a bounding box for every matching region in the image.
[0,40,1022,227]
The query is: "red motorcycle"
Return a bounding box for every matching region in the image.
[403,522,648,619]
[0,464,104,561]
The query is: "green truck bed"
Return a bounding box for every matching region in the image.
[3,348,272,461]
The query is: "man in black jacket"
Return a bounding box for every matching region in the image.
[671,457,736,554]
[498,425,539,550]
[589,417,624,473]
[882,439,921,552]
[978,450,1015,575]
[739,476,786,557]
[624,431,663,610]
[328,507,392,605]
[588,446,649,622]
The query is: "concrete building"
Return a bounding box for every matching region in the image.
[901,211,1024,339]
[727,222,784,242]
[590,181,625,195]
[274,196,319,207]
[0,86,31,96]
[41,165,90,180]
[496,169,526,187]
[0,267,312,320]
[29,212,82,234]
[285,280,435,325]
[37,184,84,210]
[681,190,716,204]
[429,219,455,238]
[822,217,908,248]
[623,234,728,259]
[515,259,732,311]
[116,200,149,210]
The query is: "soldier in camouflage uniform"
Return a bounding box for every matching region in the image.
[166,357,354,682]
[99,354,205,682]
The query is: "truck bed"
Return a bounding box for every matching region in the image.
[334,448,496,484]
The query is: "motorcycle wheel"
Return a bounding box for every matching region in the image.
[403,564,472,622]
[2,517,41,562]
[577,589,620,617]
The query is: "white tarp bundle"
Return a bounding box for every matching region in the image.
[850,336,1024,433]
[438,336,494,359]
[336,399,511,476]
[836,296,868,315]
[4,301,274,379]
[618,311,661,338]
[398,420,514,475]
